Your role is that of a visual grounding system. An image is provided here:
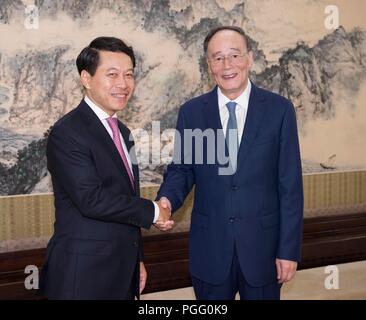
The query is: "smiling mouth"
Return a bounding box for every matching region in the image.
[111,93,128,99]
[222,73,237,80]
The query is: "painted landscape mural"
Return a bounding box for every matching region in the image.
[0,0,365,195]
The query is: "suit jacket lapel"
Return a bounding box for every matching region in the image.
[202,86,227,164]
[236,83,267,172]
[118,122,139,194]
[79,101,136,194]
[203,87,222,131]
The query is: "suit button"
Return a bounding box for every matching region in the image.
[232,185,239,190]
[133,241,138,247]
[229,217,236,223]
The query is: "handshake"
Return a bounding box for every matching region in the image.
[154,197,174,231]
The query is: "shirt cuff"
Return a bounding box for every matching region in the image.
[152,201,159,223]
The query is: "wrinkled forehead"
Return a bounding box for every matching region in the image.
[207,30,248,55]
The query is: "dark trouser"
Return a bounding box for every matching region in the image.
[192,249,281,300]
[125,259,140,300]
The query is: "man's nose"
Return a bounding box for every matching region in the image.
[116,75,127,88]
[222,56,233,68]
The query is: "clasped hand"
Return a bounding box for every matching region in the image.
[154,197,174,231]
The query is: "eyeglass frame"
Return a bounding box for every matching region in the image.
[207,51,250,66]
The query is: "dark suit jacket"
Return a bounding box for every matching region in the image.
[40,100,154,299]
[157,83,304,287]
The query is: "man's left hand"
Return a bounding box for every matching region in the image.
[140,262,147,294]
[275,258,298,284]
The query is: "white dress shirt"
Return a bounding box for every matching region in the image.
[217,80,252,145]
[84,95,159,223]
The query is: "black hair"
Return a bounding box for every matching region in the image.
[76,36,136,76]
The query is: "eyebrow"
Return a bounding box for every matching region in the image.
[105,67,134,73]
[211,48,242,56]
[106,67,119,72]
[229,48,242,52]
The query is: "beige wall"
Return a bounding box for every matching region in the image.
[1,170,366,253]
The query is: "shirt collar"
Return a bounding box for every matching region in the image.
[84,95,117,121]
[217,79,252,111]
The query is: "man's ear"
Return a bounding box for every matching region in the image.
[206,65,216,88]
[80,70,92,90]
[247,50,254,69]
[206,58,212,75]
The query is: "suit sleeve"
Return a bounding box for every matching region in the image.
[276,101,304,262]
[47,125,154,229]
[156,106,195,212]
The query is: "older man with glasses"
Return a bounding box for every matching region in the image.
[157,26,304,300]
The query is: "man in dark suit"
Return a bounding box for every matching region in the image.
[40,37,172,300]
[157,26,304,300]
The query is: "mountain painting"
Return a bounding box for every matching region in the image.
[0,0,365,196]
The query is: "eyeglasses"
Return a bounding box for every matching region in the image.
[209,52,248,66]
